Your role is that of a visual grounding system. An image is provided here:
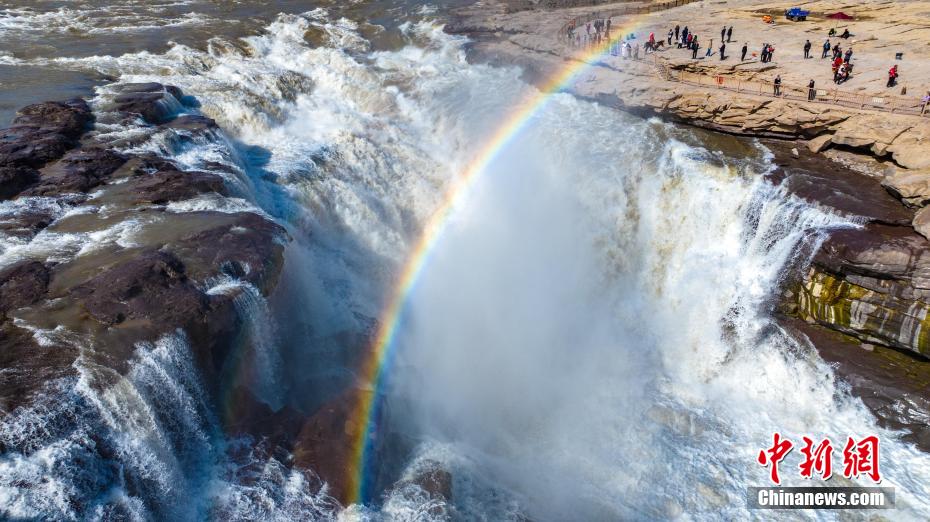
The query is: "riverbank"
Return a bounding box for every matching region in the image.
[449,0,930,451]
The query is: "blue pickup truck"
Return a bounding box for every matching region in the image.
[784,7,810,21]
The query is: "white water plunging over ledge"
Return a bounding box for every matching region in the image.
[1,9,930,521]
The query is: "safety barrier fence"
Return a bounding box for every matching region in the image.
[666,66,929,116]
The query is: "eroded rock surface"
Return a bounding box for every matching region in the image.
[0,86,288,418]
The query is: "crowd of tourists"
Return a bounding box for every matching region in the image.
[564,17,912,101]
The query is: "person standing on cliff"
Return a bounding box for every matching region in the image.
[808,79,816,101]
[832,56,842,82]
[675,24,680,41]
[774,74,782,96]
[606,18,612,38]
[767,44,775,62]
[727,26,733,43]
[668,28,674,45]
[887,65,898,87]
[741,42,747,61]
[760,43,768,62]
[719,42,726,60]
[822,39,831,59]
[844,48,853,63]
[692,39,699,59]
[803,39,811,59]
[682,26,689,44]
[721,26,726,43]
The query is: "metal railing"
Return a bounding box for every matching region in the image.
[665,65,929,116]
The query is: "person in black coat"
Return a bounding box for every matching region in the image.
[803,39,811,58]
[741,42,748,61]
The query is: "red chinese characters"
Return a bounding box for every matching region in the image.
[757,434,882,484]
[842,435,881,483]
[799,436,833,480]
[757,432,793,485]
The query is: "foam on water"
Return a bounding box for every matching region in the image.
[1,9,929,521]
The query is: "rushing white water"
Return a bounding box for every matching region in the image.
[2,8,930,521]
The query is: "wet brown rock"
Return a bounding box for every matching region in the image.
[0,205,59,241]
[784,318,930,452]
[767,142,913,226]
[112,83,184,125]
[0,99,92,169]
[65,248,243,379]
[813,224,930,291]
[0,320,76,415]
[792,225,930,356]
[70,250,207,328]
[12,99,93,138]
[0,260,50,314]
[169,212,288,293]
[23,147,127,196]
[131,169,226,205]
[0,165,39,200]
[293,387,370,505]
[160,114,218,134]
[0,127,74,169]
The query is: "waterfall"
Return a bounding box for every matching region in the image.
[2,8,930,521]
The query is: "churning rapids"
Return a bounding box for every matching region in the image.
[2,6,930,522]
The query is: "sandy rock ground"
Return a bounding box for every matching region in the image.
[653,0,930,96]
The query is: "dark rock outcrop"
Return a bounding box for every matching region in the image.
[785,318,930,452]
[766,141,912,226]
[131,169,227,205]
[0,99,92,170]
[0,204,60,241]
[0,166,39,201]
[24,147,127,196]
[64,247,245,377]
[112,83,184,125]
[169,212,288,293]
[70,250,208,328]
[160,114,218,134]
[0,260,50,315]
[790,224,930,357]
[0,320,74,415]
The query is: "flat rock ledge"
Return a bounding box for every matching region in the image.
[0,86,288,420]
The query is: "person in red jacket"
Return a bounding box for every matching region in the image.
[832,55,843,81]
[887,65,898,87]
